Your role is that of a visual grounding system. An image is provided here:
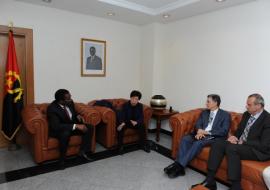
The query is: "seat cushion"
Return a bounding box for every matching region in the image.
[47,136,82,149]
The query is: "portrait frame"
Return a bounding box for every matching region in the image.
[81,38,106,77]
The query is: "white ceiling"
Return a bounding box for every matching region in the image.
[16,0,255,25]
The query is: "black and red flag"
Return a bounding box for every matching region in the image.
[1,31,24,140]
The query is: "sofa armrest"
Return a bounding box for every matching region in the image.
[169,108,203,158]
[143,105,153,132]
[74,103,101,126]
[22,104,49,149]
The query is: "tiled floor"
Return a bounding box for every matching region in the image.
[0,133,229,190]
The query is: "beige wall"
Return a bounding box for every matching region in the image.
[0,0,142,103]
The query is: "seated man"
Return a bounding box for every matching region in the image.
[117,90,150,154]
[263,166,270,189]
[164,94,231,178]
[47,89,93,167]
[192,93,270,190]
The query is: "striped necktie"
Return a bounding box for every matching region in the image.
[208,111,214,124]
[63,106,72,120]
[239,116,256,142]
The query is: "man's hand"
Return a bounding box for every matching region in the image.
[227,136,238,144]
[195,133,205,140]
[238,140,243,144]
[77,115,85,123]
[130,120,137,126]
[76,124,87,132]
[117,123,125,131]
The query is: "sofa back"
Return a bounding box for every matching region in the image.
[178,108,243,136]
[88,98,127,110]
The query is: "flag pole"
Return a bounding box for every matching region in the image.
[6,22,22,151]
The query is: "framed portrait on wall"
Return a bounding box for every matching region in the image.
[81,38,106,77]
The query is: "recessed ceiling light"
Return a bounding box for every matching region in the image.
[216,0,226,2]
[163,14,170,19]
[107,12,116,16]
[42,0,52,3]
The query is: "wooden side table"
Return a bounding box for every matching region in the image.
[152,109,179,142]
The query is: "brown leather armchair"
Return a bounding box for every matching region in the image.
[22,103,101,163]
[88,98,152,149]
[170,108,270,190]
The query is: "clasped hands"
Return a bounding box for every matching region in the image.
[195,129,209,140]
[227,135,243,144]
[75,115,87,132]
[117,120,137,131]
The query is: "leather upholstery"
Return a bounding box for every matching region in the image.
[170,109,270,190]
[88,99,152,149]
[22,103,101,163]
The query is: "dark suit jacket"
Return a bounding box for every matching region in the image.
[194,109,231,138]
[86,55,102,70]
[119,101,144,126]
[235,110,270,160]
[47,100,80,135]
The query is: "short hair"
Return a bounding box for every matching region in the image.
[55,89,70,102]
[130,90,142,100]
[207,94,221,107]
[248,93,265,107]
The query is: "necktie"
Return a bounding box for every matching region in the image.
[208,111,214,124]
[63,106,71,120]
[239,116,256,142]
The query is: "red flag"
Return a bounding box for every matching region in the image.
[1,31,24,140]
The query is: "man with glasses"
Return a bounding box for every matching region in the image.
[164,94,231,178]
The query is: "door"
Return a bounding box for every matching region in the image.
[0,25,34,148]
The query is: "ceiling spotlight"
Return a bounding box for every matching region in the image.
[216,0,226,2]
[163,14,170,19]
[42,0,52,3]
[107,12,115,16]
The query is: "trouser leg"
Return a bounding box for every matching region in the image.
[117,125,127,148]
[176,135,195,166]
[57,129,72,160]
[225,143,258,181]
[79,124,93,153]
[207,139,227,181]
[179,137,214,167]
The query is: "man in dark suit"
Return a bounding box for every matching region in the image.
[164,94,231,178]
[47,89,93,167]
[117,90,150,154]
[192,93,270,190]
[86,46,102,70]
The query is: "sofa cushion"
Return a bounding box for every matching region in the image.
[47,136,82,149]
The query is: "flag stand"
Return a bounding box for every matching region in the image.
[8,137,21,151]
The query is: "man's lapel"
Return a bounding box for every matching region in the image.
[211,109,220,130]
[248,110,265,133]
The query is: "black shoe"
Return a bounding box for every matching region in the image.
[142,144,151,153]
[164,162,178,174]
[78,151,92,161]
[57,160,66,170]
[167,164,185,178]
[191,179,217,190]
[118,146,124,155]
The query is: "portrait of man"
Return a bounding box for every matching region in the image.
[86,46,102,70]
[81,38,106,77]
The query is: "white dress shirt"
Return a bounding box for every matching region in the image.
[205,109,219,132]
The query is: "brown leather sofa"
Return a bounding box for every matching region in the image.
[22,103,101,163]
[169,108,270,190]
[88,98,152,149]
